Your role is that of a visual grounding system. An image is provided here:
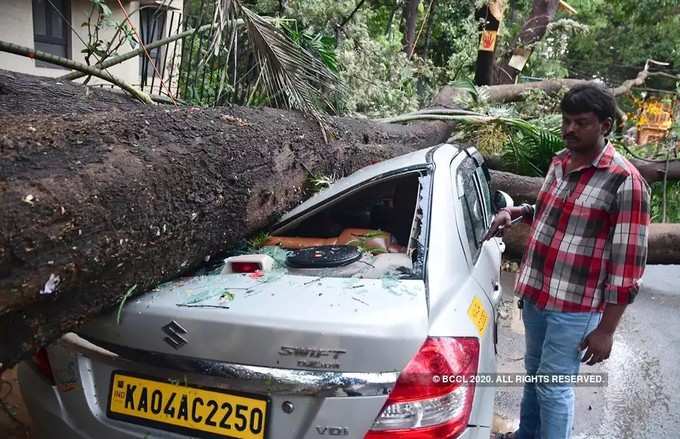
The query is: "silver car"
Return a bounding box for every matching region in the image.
[19,143,508,439]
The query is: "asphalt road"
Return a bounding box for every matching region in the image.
[494,266,680,439]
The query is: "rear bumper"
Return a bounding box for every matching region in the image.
[18,362,86,439]
[19,334,494,439]
[461,426,492,438]
[20,358,492,439]
[18,356,197,439]
[19,335,393,439]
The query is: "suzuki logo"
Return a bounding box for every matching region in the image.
[162,320,188,349]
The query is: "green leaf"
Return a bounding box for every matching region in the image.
[116,284,138,325]
[204,1,346,123]
[99,3,112,17]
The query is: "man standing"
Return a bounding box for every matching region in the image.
[488,84,650,439]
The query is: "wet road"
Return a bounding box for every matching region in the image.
[494,267,680,438]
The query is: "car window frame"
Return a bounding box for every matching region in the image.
[451,156,488,266]
[474,166,493,228]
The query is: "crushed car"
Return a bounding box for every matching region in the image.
[19,143,511,439]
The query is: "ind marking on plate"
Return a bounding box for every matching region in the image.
[467,296,489,336]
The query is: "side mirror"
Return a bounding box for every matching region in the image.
[492,190,514,213]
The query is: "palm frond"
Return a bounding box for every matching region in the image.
[439,113,564,176]
[500,118,564,176]
[205,0,345,131]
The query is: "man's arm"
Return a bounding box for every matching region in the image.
[580,303,627,365]
[580,174,650,365]
[482,203,535,241]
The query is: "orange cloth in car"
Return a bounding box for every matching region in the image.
[265,228,404,253]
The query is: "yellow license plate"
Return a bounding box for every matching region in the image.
[107,371,269,439]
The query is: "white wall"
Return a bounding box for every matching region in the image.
[0,0,183,94]
[0,0,63,76]
[70,0,142,86]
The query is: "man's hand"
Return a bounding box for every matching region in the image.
[579,327,614,365]
[483,209,512,241]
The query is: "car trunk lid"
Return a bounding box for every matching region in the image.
[78,273,428,373]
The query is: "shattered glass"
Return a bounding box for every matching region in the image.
[169,170,432,308]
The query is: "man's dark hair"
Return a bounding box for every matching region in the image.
[560,83,618,132]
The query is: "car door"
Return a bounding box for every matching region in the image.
[452,154,503,310]
[447,150,500,430]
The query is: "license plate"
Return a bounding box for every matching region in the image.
[107,371,269,439]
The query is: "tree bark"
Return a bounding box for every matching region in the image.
[433,71,669,108]
[2,68,680,371]
[421,0,437,58]
[0,70,451,370]
[493,0,561,85]
[402,0,421,56]
[488,156,680,186]
[503,223,680,265]
[473,2,503,86]
[432,78,584,107]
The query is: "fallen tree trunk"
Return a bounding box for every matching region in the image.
[488,155,680,185]
[0,70,451,369]
[433,66,673,107]
[1,69,679,371]
[489,169,545,204]
[503,223,680,265]
[490,169,680,263]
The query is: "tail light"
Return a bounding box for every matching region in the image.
[365,337,479,439]
[221,255,274,274]
[230,262,262,273]
[31,347,55,385]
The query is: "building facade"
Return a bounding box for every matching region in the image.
[0,0,184,95]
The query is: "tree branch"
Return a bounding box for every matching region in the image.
[58,17,267,82]
[434,62,677,108]
[0,40,153,104]
[338,0,367,30]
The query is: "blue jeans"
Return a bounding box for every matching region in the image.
[516,299,601,439]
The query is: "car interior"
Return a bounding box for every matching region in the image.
[264,173,425,277]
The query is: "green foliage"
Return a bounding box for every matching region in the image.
[284,0,443,117]
[448,79,489,106]
[440,10,482,81]
[523,19,588,79]
[336,29,436,116]
[282,22,338,72]
[247,231,272,250]
[81,0,135,68]
[650,181,680,223]
[473,122,510,156]
[347,231,389,255]
[307,173,337,192]
[501,118,565,176]
[510,88,567,119]
[565,0,680,84]
[177,0,344,122]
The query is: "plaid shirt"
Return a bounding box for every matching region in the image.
[515,142,650,312]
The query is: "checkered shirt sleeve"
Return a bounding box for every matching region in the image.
[604,174,650,305]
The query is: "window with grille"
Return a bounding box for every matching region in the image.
[32,0,70,67]
[139,7,167,79]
